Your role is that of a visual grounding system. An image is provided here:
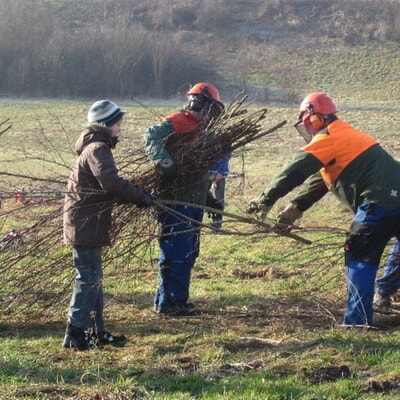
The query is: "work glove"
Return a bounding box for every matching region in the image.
[137,191,156,209]
[273,203,303,232]
[247,197,272,221]
[157,158,177,181]
[277,203,303,225]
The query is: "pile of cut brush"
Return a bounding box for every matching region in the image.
[0,93,288,315]
[132,93,286,197]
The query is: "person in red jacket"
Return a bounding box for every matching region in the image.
[63,100,153,350]
[144,82,224,316]
[248,92,400,327]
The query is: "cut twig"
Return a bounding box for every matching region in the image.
[0,118,12,136]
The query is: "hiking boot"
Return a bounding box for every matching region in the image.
[62,323,94,351]
[373,293,392,312]
[95,331,127,347]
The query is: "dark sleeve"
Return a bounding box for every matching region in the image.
[89,144,146,204]
[260,151,324,206]
[291,172,329,212]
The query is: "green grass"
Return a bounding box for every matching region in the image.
[248,42,400,108]
[2,98,400,399]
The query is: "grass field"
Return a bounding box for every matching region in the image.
[1,99,400,399]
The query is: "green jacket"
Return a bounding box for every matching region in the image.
[261,119,400,213]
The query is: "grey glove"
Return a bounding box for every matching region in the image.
[247,198,272,221]
[277,203,303,225]
[158,158,177,181]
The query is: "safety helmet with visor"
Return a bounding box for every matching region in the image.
[294,92,338,143]
[186,82,224,118]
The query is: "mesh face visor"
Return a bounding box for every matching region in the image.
[294,114,312,143]
[187,95,224,118]
[188,94,204,112]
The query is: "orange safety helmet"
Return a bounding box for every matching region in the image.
[299,92,338,115]
[295,93,338,143]
[186,82,221,102]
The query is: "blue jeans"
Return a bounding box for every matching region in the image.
[344,203,400,325]
[376,240,400,296]
[67,246,104,331]
[155,205,203,312]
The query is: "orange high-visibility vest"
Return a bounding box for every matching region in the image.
[164,111,201,144]
[303,120,378,188]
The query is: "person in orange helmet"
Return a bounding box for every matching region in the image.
[144,82,224,316]
[248,92,400,327]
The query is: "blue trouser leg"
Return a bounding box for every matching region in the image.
[344,260,378,325]
[376,240,400,296]
[67,246,104,330]
[344,203,400,325]
[155,205,203,311]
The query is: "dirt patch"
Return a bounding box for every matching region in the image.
[302,365,352,384]
[231,266,287,280]
[366,379,400,394]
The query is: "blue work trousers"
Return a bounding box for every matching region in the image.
[344,203,400,325]
[67,246,104,331]
[155,205,204,312]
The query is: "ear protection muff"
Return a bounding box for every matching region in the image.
[309,113,325,131]
[304,103,325,131]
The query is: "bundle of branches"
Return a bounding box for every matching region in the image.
[132,93,287,196]
[106,93,288,241]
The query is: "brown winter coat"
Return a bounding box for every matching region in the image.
[63,124,146,247]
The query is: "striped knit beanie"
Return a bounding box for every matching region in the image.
[87,100,125,127]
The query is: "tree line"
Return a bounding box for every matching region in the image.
[1,0,400,100]
[0,0,218,99]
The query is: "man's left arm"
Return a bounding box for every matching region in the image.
[277,172,328,225]
[248,151,323,219]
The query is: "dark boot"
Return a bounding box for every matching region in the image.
[157,302,200,317]
[94,331,127,347]
[62,323,93,351]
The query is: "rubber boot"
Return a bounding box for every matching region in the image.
[62,323,93,351]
